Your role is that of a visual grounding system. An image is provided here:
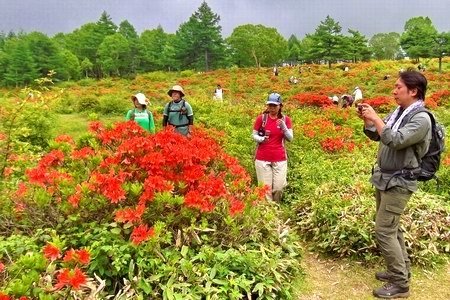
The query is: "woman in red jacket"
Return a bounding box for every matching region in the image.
[252,93,293,201]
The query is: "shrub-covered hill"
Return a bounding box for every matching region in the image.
[0,59,449,299]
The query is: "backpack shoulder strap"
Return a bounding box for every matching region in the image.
[262,113,268,128]
[129,109,135,121]
[400,107,434,128]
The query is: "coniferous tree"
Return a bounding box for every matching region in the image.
[118,20,139,74]
[347,29,371,62]
[97,11,118,37]
[25,32,63,78]
[307,16,346,68]
[175,1,226,70]
[287,35,302,63]
[3,38,38,86]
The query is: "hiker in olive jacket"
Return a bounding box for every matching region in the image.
[358,70,431,299]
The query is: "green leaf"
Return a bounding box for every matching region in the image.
[110,228,121,235]
[181,245,188,258]
[138,278,152,294]
[209,266,216,279]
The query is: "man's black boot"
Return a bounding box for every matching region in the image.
[375,271,411,282]
[373,283,410,299]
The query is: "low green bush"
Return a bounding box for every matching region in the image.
[98,94,129,115]
[76,96,100,112]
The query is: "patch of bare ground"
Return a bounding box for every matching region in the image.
[295,251,450,300]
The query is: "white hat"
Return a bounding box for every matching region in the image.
[168,85,185,97]
[354,86,360,90]
[132,93,148,105]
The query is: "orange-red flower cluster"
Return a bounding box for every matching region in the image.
[17,121,263,247]
[43,243,61,261]
[291,93,333,108]
[54,267,87,290]
[426,90,450,108]
[443,154,450,167]
[320,137,355,153]
[363,96,393,110]
[0,293,11,300]
[54,135,75,145]
[130,224,155,245]
[40,244,90,291]
[63,248,90,265]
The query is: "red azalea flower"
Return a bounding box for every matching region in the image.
[55,267,87,290]
[0,262,5,272]
[75,249,90,265]
[229,199,245,216]
[71,147,95,159]
[0,293,11,300]
[63,249,76,263]
[130,224,155,245]
[70,267,87,289]
[15,182,28,198]
[443,154,450,166]
[43,243,61,261]
[115,204,145,224]
[55,135,75,144]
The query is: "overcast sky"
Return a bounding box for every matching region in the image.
[1,0,449,39]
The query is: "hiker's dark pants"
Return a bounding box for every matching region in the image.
[375,187,412,288]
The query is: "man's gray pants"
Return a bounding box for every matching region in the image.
[375,187,412,288]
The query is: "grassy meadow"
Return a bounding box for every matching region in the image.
[0,59,449,299]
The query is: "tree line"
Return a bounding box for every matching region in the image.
[0,1,449,86]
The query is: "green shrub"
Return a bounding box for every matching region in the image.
[98,94,129,115]
[292,187,450,267]
[76,96,100,112]
[53,94,77,114]
[180,70,195,77]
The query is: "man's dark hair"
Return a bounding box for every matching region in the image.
[399,69,427,101]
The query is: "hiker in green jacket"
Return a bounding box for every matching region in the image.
[126,93,155,133]
[163,85,194,137]
[359,70,432,299]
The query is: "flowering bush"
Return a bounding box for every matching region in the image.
[426,89,450,108]
[291,93,333,108]
[0,243,92,299]
[363,96,394,112]
[12,121,266,241]
[1,121,303,298]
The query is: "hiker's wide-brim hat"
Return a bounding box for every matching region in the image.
[132,93,148,105]
[168,85,185,97]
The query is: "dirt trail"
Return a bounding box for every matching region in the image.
[296,251,450,300]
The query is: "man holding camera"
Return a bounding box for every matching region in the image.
[358,70,432,299]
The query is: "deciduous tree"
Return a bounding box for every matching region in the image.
[369,32,401,60]
[97,33,130,76]
[400,17,438,61]
[227,24,287,67]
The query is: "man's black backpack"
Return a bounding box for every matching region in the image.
[401,107,445,181]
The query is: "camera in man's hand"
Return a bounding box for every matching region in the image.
[357,104,363,113]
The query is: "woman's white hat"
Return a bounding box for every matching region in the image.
[132,93,148,105]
